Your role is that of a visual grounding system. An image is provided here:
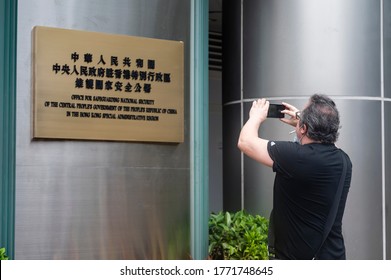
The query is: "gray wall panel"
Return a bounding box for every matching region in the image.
[209,71,223,213]
[385,0,391,99]
[222,0,242,103]
[383,1,391,258]
[222,104,242,212]
[243,0,381,98]
[16,0,190,259]
[16,166,189,259]
[386,101,391,259]
[335,100,383,259]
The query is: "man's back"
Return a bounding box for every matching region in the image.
[237,95,352,260]
[267,141,352,259]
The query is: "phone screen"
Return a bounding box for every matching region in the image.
[267,104,285,118]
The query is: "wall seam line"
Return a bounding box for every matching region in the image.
[240,0,244,210]
[224,96,391,107]
[380,0,386,260]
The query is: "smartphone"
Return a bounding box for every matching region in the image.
[267,104,285,118]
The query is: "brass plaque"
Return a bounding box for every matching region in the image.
[32,26,184,143]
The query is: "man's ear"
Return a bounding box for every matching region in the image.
[300,124,307,134]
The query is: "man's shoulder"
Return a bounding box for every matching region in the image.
[268,140,301,154]
[268,140,298,148]
[267,141,302,163]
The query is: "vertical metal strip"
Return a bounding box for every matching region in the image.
[240,0,244,210]
[0,0,17,260]
[380,0,387,260]
[190,0,209,260]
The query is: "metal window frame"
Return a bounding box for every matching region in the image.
[190,0,209,260]
[0,0,17,260]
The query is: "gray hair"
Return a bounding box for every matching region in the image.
[299,94,340,144]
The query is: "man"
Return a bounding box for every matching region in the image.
[237,94,352,259]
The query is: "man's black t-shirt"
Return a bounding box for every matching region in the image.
[267,141,352,260]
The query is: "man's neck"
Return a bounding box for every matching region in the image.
[301,135,321,145]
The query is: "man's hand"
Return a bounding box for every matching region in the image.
[280,102,300,127]
[237,98,273,167]
[249,98,269,124]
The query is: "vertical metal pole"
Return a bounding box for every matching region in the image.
[240,0,244,210]
[190,0,209,260]
[0,0,17,260]
[380,0,386,260]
